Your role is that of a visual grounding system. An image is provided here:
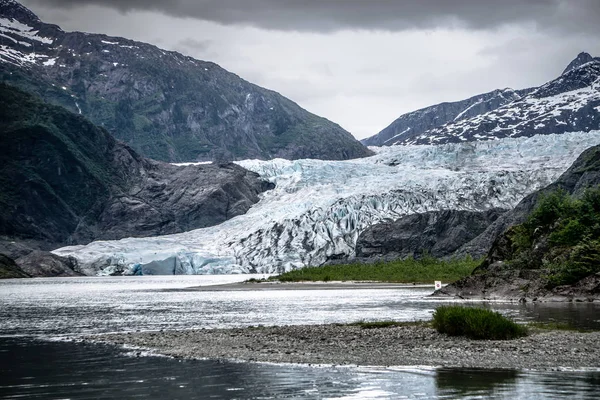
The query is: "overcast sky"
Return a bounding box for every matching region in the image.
[21,0,600,140]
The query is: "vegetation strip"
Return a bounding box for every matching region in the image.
[269,256,480,283]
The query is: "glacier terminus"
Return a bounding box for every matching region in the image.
[53,131,600,276]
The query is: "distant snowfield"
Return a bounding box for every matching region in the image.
[54,131,600,275]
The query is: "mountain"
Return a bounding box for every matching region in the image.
[0,84,271,255]
[362,88,533,146]
[363,53,600,146]
[53,131,600,275]
[562,52,599,75]
[0,0,371,162]
[436,143,600,301]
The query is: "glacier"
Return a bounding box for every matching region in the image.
[53,131,600,275]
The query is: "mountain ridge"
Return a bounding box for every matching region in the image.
[363,53,600,147]
[0,0,372,162]
[361,87,534,146]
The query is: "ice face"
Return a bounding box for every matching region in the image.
[53,131,600,275]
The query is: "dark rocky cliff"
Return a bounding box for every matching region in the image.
[16,251,82,277]
[355,209,507,260]
[437,144,600,301]
[0,84,272,253]
[0,0,371,162]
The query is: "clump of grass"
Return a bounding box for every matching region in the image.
[345,320,425,329]
[432,306,528,340]
[270,255,479,283]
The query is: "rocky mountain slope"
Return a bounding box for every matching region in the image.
[53,131,600,275]
[0,0,371,162]
[363,52,600,146]
[436,144,600,301]
[0,84,271,255]
[362,88,533,146]
[455,140,600,260]
[354,209,506,260]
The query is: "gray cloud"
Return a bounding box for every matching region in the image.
[177,38,212,52]
[23,0,600,34]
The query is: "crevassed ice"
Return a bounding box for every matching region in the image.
[53,131,600,275]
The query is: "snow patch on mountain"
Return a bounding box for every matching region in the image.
[0,17,52,44]
[53,131,600,276]
[383,127,411,145]
[454,98,484,121]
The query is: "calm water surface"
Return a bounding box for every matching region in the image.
[1,275,599,399]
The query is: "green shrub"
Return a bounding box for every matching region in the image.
[546,239,600,287]
[528,189,575,232]
[508,187,600,285]
[432,306,528,340]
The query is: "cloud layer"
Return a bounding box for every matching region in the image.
[24,0,600,34]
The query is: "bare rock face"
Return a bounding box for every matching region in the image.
[0,1,371,162]
[355,209,506,260]
[79,161,275,243]
[16,251,82,277]
[0,84,273,252]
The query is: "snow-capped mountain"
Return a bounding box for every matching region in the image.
[562,52,599,75]
[363,53,600,147]
[0,0,371,162]
[53,131,600,275]
[361,87,533,147]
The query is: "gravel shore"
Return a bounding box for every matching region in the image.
[89,324,600,370]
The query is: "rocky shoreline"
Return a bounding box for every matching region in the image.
[87,324,600,370]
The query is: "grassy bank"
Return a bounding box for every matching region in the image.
[270,256,480,283]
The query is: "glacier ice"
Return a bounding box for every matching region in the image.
[53,131,600,275]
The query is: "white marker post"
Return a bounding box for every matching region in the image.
[434,281,442,290]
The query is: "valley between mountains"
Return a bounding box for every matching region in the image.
[1,0,600,302]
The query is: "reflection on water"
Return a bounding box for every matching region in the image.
[436,368,519,397]
[1,276,600,399]
[1,338,600,400]
[511,302,600,329]
[436,368,600,399]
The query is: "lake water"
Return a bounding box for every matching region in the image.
[1,276,600,399]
